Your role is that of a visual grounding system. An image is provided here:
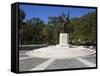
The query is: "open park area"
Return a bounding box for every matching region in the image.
[18,4,97,72]
[19,45,96,71]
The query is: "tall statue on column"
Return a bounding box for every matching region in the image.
[59,12,70,46]
[60,12,70,33]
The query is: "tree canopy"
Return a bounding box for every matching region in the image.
[19,9,96,46]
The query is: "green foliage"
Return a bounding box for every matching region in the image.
[19,8,25,28]
[19,9,96,46]
[69,12,96,46]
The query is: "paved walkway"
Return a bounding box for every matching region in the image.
[19,51,96,71]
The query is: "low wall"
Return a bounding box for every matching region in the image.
[19,44,48,50]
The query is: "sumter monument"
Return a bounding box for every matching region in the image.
[26,12,95,59]
[58,12,70,46]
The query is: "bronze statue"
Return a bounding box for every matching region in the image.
[60,12,70,33]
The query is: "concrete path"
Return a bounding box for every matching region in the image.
[30,59,55,71]
[19,52,96,71]
[77,58,96,67]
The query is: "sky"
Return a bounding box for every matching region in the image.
[19,4,96,24]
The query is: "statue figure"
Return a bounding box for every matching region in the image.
[60,12,70,33]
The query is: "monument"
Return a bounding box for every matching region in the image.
[25,12,96,59]
[58,12,70,46]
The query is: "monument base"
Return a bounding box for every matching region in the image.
[58,33,69,47]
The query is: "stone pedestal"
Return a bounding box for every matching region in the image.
[59,33,69,47]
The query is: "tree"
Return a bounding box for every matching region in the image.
[26,18,48,44]
[19,9,26,44]
[19,8,26,28]
[68,11,96,46]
